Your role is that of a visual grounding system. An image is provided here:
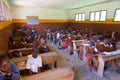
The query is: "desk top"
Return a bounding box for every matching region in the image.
[21,67,74,80]
[103,49,120,56]
[97,49,120,61]
[72,40,87,43]
[81,43,89,46]
[8,48,32,53]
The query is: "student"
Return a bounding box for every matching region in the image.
[111,31,119,41]
[62,39,68,49]
[67,42,74,55]
[0,55,20,80]
[55,31,61,44]
[26,50,42,75]
[96,38,120,73]
[12,50,22,58]
[38,38,49,53]
[86,40,98,72]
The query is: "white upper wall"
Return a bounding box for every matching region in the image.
[68,0,120,20]
[11,6,69,20]
[9,0,109,9]
[7,0,120,20]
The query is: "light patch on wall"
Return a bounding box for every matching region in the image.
[26,16,39,25]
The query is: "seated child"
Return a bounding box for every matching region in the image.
[0,55,20,80]
[26,50,42,75]
[102,39,120,73]
[12,50,22,57]
[86,39,98,72]
[38,38,49,53]
[67,42,74,55]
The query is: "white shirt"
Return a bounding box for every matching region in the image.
[26,55,42,73]
[89,45,98,52]
[56,32,60,39]
[103,43,113,47]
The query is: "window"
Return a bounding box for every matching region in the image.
[90,12,95,21]
[3,2,11,21]
[81,13,85,21]
[114,9,120,21]
[100,11,107,21]
[0,0,4,21]
[78,13,81,21]
[75,14,79,21]
[90,10,107,21]
[75,13,86,21]
[27,16,39,25]
[95,12,100,21]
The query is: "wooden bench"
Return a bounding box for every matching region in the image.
[8,45,53,57]
[8,48,33,56]
[10,52,58,71]
[21,67,74,80]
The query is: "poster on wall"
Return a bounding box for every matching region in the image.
[27,16,39,25]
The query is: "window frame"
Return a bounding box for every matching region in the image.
[113,8,120,22]
[3,2,9,21]
[0,0,4,21]
[81,12,86,21]
[89,11,95,21]
[75,13,79,22]
[100,10,107,22]
[75,12,86,22]
[90,10,107,22]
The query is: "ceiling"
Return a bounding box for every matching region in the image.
[8,0,116,9]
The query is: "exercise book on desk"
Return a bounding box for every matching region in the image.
[103,49,120,55]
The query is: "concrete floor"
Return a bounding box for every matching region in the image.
[47,41,120,80]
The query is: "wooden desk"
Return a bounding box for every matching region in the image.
[21,67,74,80]
[10,52,57,70]
[72,40,87,58]
[8,48,32,53]
[80,43,89,62]
[8,48,33,56]
[95,49,120,78]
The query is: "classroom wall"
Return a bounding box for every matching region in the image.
[67,0,120,32]
[0,0,12,30]
[68,0,120,20]
[10,6,70,34]
[0,0,14,55]
[0,24,14,55]
[68,23,120,32]
[11,6,69,20]
[13,23,69,34]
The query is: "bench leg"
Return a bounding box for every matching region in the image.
[51,63,55,69]
[96,56,105,78]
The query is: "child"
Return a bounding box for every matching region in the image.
[26,50,42,75]
[86,40,98,72]
[0,55,20,80]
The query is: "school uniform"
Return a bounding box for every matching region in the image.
[26,55,42,73]
[0,62,20,80]
[86,45,98,68]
